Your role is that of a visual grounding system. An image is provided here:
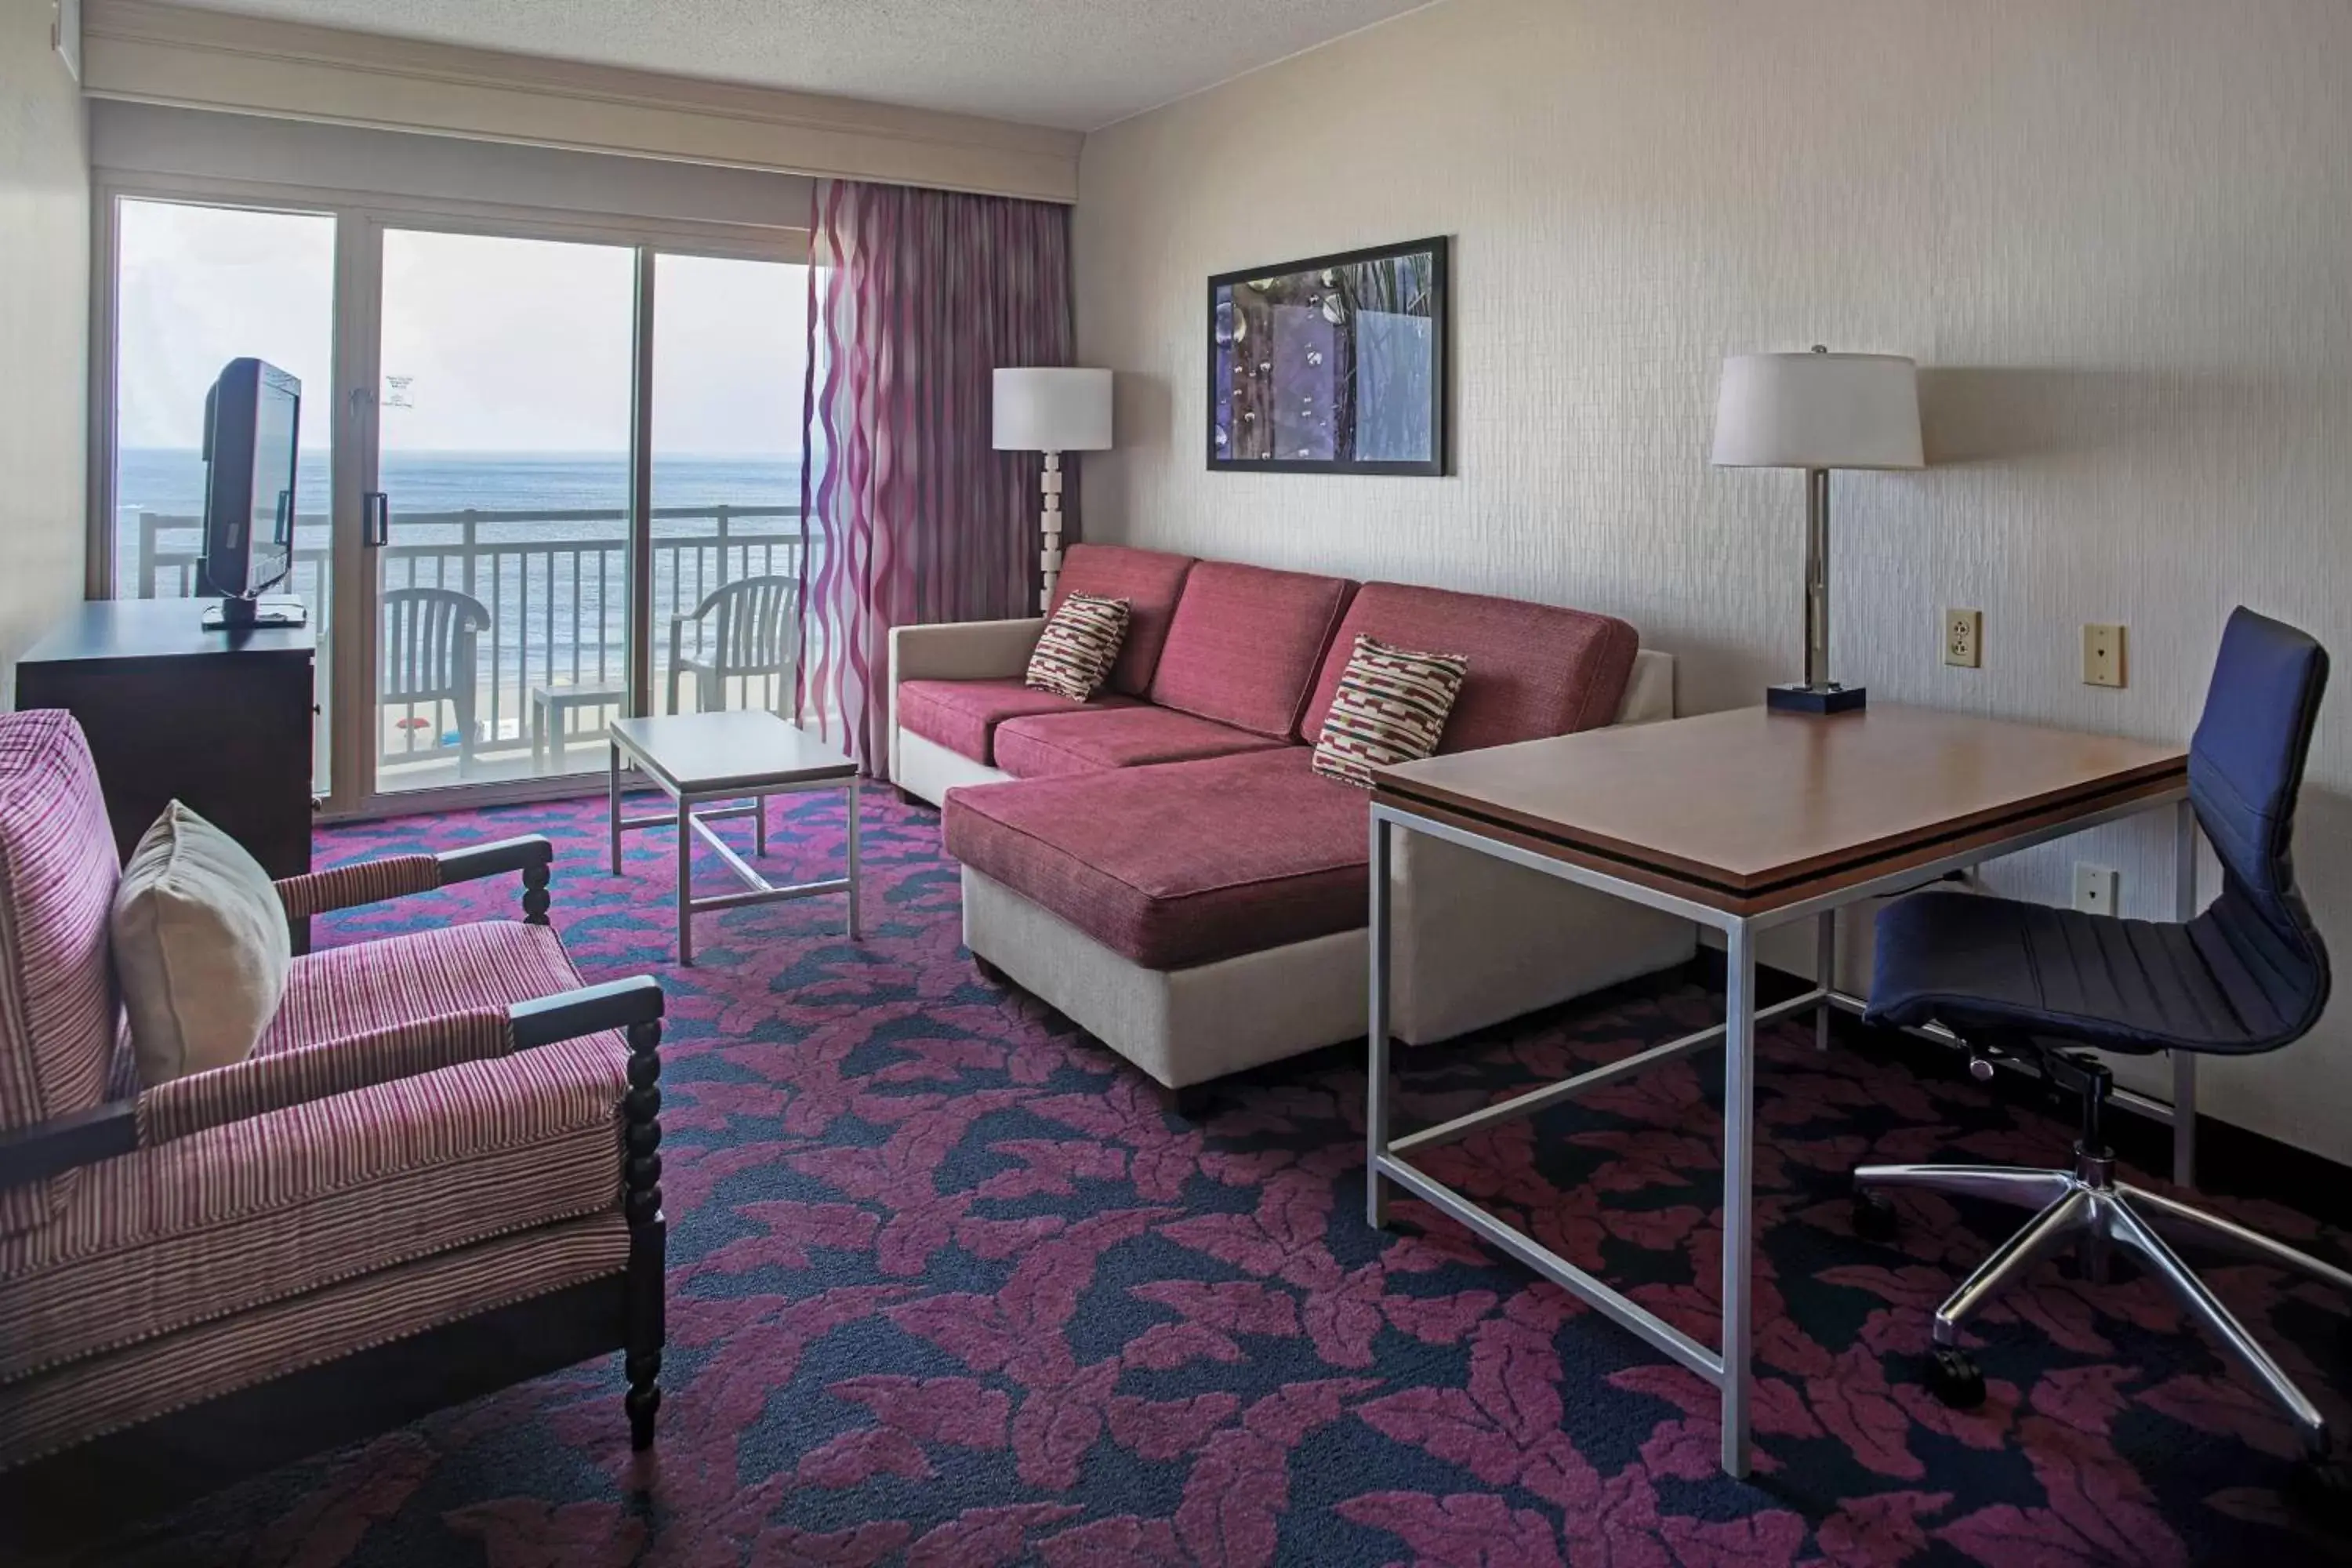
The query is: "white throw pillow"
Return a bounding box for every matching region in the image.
[113,801,292,1087]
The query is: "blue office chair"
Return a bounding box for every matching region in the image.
[1853,608,2340,1471]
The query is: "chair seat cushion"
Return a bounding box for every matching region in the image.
[943,748,1367,968]
[0,921,626,1385]
[896,678,1138,766]
[1867,891,2279,1054]
[993,706,1287,781]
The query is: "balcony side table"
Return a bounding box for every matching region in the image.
[1366,704,2194,1479]
[532,681,626,772]
[608,710,861,964]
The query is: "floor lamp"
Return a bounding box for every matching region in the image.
[993,368,1113,613]
[1711,347,1923,713]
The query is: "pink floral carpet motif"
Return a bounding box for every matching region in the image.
[75,789,2352,1566]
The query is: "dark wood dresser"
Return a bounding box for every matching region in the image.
[15,598,315,887]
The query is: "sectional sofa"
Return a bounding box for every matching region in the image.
[887,544,1696,1097]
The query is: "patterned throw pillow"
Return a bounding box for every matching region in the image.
[1025,593,1132,702]
[1312,634,1471,789]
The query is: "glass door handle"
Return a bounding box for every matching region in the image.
[362,492,391,547]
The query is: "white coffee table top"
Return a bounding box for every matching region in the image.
[610,710,856,796]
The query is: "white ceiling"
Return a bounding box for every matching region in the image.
[165,0,1436,132]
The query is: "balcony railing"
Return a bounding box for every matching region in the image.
[135,504,806,776]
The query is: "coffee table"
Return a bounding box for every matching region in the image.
[607,710,860,964]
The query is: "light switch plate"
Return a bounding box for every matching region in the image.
[1944,608,1982,669]
[2083,623,2126,688]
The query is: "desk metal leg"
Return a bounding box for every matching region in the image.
[2172,800,2200,1188]
[755,791,769,857]
[1814,909,1835,1052]
[846,779,863,939]
[1720,920,1757,1479]
[608,743,623,875]
[1366,813,1395,1230]
[677,791,695,967]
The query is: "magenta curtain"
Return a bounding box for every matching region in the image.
[795,179,1073,778]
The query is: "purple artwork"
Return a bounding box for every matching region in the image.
[1208,237,1447,476]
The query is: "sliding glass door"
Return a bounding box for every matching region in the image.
[371,227,637,792]
[649,252,808,719]
[100,187,808,814]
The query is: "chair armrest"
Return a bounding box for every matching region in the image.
[511,975,665,1049]
[436,834,554,887]
[0,1102,137,1191]
[888,617,1047,686]
[277,835,554,924]
[136,976,665,1147]
[136,1008,514,1145]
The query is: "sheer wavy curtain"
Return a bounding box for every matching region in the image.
[794,180,1073,777]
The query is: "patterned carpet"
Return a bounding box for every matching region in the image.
[71,788,2352,1566]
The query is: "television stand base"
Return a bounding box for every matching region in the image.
[204,597,308,632]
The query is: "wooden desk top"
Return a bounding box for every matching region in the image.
[1373,704,2187,913]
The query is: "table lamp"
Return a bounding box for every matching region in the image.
[1711,346,1922,713]
[993,368,1113,612]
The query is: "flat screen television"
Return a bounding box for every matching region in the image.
[198,357,307,630]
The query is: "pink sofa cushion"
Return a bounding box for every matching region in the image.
[897,678,1138,766]
[943,748,1367,969]
[993,706,1287,781]
[1148,562,1356,739]
[1051,543,1196,695]
[1299,583,1641,750]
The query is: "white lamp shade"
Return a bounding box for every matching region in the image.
[993,367,1112,452]
[1711,351,1923,470]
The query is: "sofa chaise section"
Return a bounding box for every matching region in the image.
[931,573,1697,1091]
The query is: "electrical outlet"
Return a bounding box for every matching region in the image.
[1944,608,1982,669]
[2073,862,2120,916]
[2083,623,2126,688]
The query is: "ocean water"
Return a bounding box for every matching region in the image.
[117,449,811,710]
[115,448,801,544]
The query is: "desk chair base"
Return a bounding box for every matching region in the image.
[1854,1053,2352,1478]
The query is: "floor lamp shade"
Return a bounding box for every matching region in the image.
[994,368,1113,613]
[993,368,1112,453]
[1711,349,1922,713]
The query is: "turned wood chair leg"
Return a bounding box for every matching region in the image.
[622,1018,665,1451]
[521,860,551,926]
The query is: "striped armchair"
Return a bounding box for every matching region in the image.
[0,710,666,1526]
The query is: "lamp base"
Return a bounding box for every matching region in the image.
[1767,682,1867,715]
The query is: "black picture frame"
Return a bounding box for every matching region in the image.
[1206,235,1450,477]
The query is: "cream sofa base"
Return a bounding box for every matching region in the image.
[961,832,1695,1089]
[896,728,1011,807]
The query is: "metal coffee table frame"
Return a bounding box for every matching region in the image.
[1365,788,2198,1479]
[607,721,861,965]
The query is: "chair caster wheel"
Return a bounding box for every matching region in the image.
[1925,1346,1985,1409]
[2289,1457,2352,1524]
[1852,1189,1899,1243]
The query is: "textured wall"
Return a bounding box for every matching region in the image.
[0,0,90,691]
[1073,0,2352,1158]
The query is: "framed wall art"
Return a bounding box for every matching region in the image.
[1207,235,1448,476]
